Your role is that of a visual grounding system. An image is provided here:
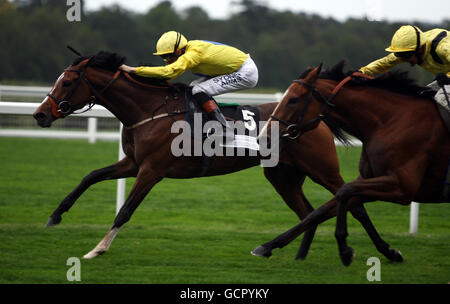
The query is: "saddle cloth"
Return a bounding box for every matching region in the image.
[185,91,261,151]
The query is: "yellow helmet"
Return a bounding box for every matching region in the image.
[153,31,188,56]
[385,25,425,53]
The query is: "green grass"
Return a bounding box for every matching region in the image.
[0,137,449,284]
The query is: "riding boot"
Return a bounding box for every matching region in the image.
[193,92,234,141]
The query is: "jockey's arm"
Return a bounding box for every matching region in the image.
[437,37,450,78]
[134,55,192,80]
[360,53,402,76]
[118,54,192,80]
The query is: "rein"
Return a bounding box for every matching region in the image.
[47,61,187,128]
[272,72,373,139]
[125,110,187,130]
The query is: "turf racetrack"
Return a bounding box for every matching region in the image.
[0,137,449,283]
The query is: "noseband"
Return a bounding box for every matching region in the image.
[271,72,373,140]
[271,80,335,140]
[47,61,120,118]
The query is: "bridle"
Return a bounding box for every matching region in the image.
[271,72,373,140]
[270,79,335,140]
[47,58,120,118]
[46,58,187,128]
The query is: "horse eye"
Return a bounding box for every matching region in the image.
[62,80,72,87]
[288,98,299,104]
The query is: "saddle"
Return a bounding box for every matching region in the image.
[182,88,262,176]
[184,88,261,147]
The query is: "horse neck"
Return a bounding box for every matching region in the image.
[86,68,176,127]
[318,79,402,140]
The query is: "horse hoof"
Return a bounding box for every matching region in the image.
[295,253,307,260]
[251,245,272,258]
[83,249,105,259]
[389,249,403,262]
[340,247,355,266]
[46,215,62,227]
[83,251,98,259]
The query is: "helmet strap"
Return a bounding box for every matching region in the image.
[412,26,424,65]
[173,32,181,54]
[412,26,421,52]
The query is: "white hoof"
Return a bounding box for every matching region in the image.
[83,248,105,259]
[82,228,120,259]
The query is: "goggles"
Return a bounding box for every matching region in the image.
[394,51,415,59]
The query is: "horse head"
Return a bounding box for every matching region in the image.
[33,57,95,127]
[260,64,325,140]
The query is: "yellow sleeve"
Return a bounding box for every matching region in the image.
[360,53,402,76]
[135,55,191,80]
[436,38,450,77]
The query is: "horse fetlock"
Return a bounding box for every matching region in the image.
[334,230,348,241]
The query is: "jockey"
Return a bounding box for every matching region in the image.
[119,31,259,135]
[360,25,450,108]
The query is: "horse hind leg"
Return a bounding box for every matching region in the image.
[254,165,317,259]
[46,156,138,227]
[83,167,163,259]
[295,191,317,260]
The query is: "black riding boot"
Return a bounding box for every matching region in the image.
[193,92,234,141]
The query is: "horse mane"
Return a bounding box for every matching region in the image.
[320,60,435,99]
[296,61,436,146]
[71,51,171,88]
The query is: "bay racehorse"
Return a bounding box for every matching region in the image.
[257,61,449,265]
[33,52,397,261]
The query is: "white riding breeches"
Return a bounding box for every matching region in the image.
[190,55,259,96]
[428,80,450,111]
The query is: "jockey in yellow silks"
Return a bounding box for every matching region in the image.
[119,31,259,135]
[360,25,450,109]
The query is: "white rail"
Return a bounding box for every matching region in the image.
[0,84,282,105]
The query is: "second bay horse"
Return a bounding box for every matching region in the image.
[257,61,449,265]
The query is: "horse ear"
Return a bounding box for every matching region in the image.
[317,63,323,73]
[307,63,322,83]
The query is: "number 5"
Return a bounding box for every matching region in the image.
[242,110,256,131]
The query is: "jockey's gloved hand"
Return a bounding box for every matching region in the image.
[435,73,450,86]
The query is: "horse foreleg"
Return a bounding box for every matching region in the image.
[83,167,163,259]
[46,156,138,227]
[263,165,317,260]
[349,203,403,262]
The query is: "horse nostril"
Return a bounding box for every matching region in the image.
[33,112,47,122]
